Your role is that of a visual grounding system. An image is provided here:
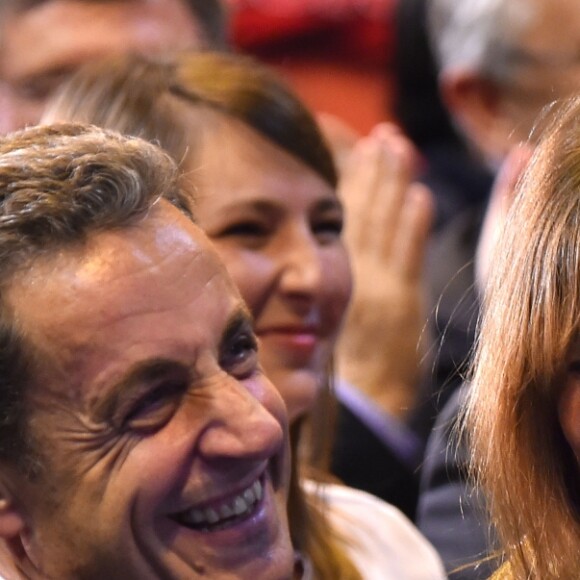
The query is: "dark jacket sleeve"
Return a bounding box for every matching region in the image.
[417,386,499,579]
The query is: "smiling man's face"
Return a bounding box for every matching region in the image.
[2,202,293,579]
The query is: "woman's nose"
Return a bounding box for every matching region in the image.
[277,229,322,297]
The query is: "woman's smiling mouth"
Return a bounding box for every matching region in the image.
[257,325,322,359]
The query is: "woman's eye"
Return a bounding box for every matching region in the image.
[17,78,58,102]
[220,332,258,378]
[220,222,269,238]
[313,216,343,242]
[123,380,186,433]
[213,221,273,249]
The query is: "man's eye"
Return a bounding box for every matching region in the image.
[123,380,186,433]
[220,332,258,378]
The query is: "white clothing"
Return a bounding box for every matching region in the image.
[303,481,447,580]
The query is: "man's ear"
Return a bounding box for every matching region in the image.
[0,486,25,540]
[0,472,35,578]
[440,69,513,165]
[559,379,580,464]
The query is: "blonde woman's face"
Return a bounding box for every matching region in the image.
[191,116,353,422]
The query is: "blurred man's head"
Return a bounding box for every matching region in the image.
[428,0,580,168]
[0,0,227,132]
[0,123,292,579]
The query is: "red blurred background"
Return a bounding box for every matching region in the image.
[228,0,397,136]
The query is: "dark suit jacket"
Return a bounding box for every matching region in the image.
[331,401,420,521]
[417,386,498,579]
[410,203,486,445]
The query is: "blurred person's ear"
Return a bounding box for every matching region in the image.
[440,70,514,167]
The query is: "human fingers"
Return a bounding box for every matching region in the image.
[339,133,385,249]
[365,124,420,258]
[392,183,434,280]
[340,123,420,255]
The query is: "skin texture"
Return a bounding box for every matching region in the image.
[1,202,293,579]
[337,124,433,418]
[188,113,352,422]
[0,0,205,133]
[475,144,533,291]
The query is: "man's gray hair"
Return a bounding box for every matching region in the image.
[427,0,535,81]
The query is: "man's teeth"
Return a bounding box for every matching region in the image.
[185,479,263,529]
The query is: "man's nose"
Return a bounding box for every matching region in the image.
[197,375,286,463]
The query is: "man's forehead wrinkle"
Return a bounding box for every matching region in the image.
[202,268,235,299]
[80,250,216,327]
[74,255,234,338]
[15,222,208,306]
[17,247,221,343]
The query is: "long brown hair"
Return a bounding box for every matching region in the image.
[45,52,359,579]
[466,96,580,578]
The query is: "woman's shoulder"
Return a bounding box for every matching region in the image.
[303,480,446,579]
[306,480,413,525]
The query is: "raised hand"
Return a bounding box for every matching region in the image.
[336,123,434,419]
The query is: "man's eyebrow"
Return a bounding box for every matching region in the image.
[90,359,185,423]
